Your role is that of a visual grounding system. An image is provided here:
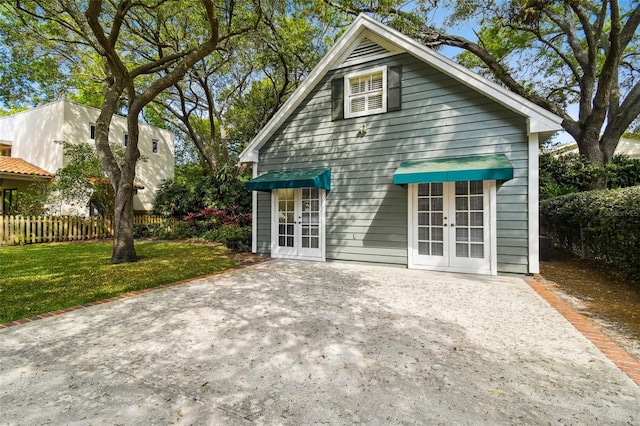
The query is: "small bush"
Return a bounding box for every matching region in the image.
[540,186,640,281]
[133,222,180,240]
[211,225,252,252]
[135,207,252,252]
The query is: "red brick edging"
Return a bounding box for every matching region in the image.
[0,257,271,330]
[525,278,640,387]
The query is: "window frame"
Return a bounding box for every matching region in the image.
[343,66,387,119]
[0,144,11,157]
[151,139,158,154]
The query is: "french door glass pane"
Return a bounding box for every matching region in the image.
[278,189,295,248]
[470,244,484,258]
[470,212,483,226]
[431,242,444,256]
[453,181,484,259]
[470,228,484,242]
[470,180,483,194]
[301,187,320,251]
[418,242,428,255]
[456,228,468,242]
[456,212,468,226]
[470,196,483,210]
[455,181,468,195]
[455,196,468,210]
[417,182,445,257]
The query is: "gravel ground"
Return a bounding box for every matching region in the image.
[1,260,639,425]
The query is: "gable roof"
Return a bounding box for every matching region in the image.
[240,14,563,163]
[0,157,54,179]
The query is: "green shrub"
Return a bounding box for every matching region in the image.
[212,225,252,252]
[133,223,153,238]
[540,186,640,281]
[607,155,640,188]
[153,164,251,217]
[134,212,252,252]
[540,152,640,200]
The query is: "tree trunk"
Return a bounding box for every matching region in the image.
[576,130,608,190]
[111,180,136,263]
[110,109,142,263]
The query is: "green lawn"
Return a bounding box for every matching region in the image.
[0,241,238,323]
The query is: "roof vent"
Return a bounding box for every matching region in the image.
[341,38,391,67]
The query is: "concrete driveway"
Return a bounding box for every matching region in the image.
[1,260,639,424]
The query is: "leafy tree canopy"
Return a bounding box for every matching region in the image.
[51,141,141,216]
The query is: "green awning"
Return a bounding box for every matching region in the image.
[393,154,514,184]
[246,168,331,191]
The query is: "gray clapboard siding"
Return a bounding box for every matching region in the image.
[270,109,522,140]
[330,252,408,264]
[498,246,529,256]
[262,137,529,164]
[256,52,530,273]
[498,262,530,274]
[497,238,530,247]
[327,238,407,248]
[256,192,271,255]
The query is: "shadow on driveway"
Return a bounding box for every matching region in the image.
[1,260,639,424]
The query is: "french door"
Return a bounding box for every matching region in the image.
[271,188,325,260]
[409,181,493,274]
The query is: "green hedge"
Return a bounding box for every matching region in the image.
[540,186,640,281]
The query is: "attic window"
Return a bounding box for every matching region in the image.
[344,67,387,118]
[0,144,11,157]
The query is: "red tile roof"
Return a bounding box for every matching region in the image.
[0,157,54,179]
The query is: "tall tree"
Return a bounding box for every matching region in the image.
[320,0,640,187]
[151,2,325,177]
[4,0,258,262]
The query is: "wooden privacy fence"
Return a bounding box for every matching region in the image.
[0,215,171,245]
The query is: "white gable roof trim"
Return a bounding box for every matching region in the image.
[239,14,563,164]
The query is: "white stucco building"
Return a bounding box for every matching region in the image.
[0,100,174,215]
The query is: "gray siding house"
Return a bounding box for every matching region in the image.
[240,15,562,275]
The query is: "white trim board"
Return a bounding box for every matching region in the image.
[251,163,258,253]
[528,133,540,274]
[239,14,563,164]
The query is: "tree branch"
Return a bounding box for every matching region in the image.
[543,8,589,70]
[620,2,640,48]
